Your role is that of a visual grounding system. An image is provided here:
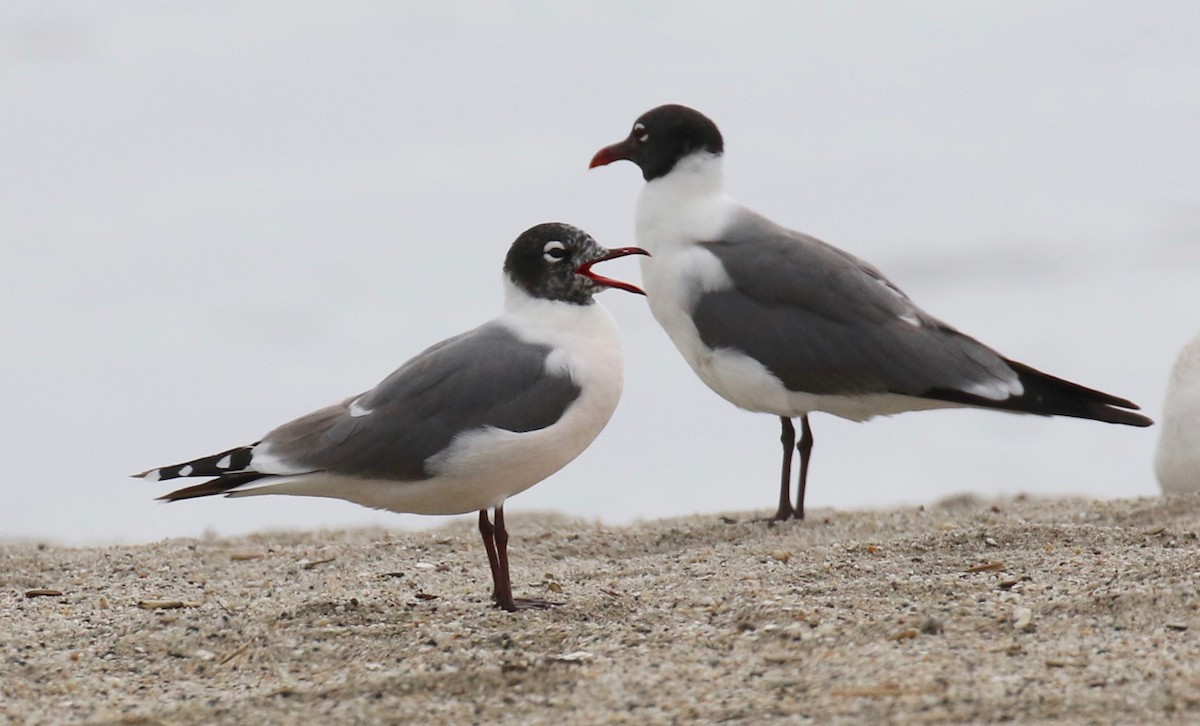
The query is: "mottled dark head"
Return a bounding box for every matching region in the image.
[504,222,648,304]
[589,104,724,182]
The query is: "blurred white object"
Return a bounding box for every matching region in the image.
[1156,334,1200,494]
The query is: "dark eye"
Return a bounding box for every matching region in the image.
[633,122,649,143]
[542,240,567,263]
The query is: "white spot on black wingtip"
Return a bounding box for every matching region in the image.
[142,469,161,482]
[216,454,232,469]
[961,377,1026,401]
[179,464,193,476]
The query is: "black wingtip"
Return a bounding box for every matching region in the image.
[1007,361,1155,427]
[925,359,1155,427]
[134,443,260,483]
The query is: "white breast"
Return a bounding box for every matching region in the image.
[635,151,738,370]
[634,154,806,416]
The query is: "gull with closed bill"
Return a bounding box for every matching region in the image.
[134,222,648,611]
[590,104,1152,522]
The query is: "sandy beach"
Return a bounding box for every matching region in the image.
[4,494,1200,724]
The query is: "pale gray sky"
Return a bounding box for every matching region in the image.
[2,2,1198,543]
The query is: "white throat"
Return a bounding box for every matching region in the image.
[499,276,610,348]
[634,151,736,256]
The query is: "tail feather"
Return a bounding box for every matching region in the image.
[157,472,269,502]
[131,443,260,482]
[925,360,1153,427]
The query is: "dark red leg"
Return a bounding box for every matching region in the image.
[486,506,558,612]
[795,414,814,521]
[478,510,502,601]
[758,417,796,522]
[492,507,516,610]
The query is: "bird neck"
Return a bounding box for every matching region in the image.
[501,276,592,314]
[659,151,725,197]
[635,152,734,255]
[499,277,618,355]
[501,266,598,308]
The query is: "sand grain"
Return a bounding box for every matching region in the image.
[4,495,1200,724]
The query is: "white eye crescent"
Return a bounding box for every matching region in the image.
[633,122,649,143]
[543,240,567,263]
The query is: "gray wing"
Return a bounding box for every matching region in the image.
[693,209,1016,397]
[258,322,581,480]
